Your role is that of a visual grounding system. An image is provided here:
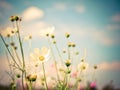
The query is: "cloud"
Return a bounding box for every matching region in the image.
[0,1,12,10]
[98,61,120,71]
[22,7,44,22]
[106,24,120,30]
[21,21,53,37]
[54,3,67,11]
[75,5,85,13]
[0,56,11,85]
[0,1,12,20]
[93,31,114,45]
[112,14,120,22]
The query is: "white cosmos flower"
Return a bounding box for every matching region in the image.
[23,35,32,41]
[39,26,55,37]
[30,47,50,63]
[0,27,17,37]
[78,61,89,71]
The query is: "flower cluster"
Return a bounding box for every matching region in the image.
[0,15,99,90]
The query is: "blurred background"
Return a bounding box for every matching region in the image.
[0,0,120,89]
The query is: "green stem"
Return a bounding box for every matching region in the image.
[16,21,25,69]
[13,48,22,66]
[16,21,26,90]
[0,35,20,69]
[66,38,70,60]
[47,38,61,84]
[21,71,25,90]
[12,85,16,90]
[42,62,48,90]
[54,43,64,65]
[29,81,32,90]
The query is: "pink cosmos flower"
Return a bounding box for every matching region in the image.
[90,81,96,88]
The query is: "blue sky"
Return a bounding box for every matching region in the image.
[0,0,120,88]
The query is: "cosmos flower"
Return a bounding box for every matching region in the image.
[78,61,89,71]
[0,27,17,37]
[71,71,77,78]
[90,81,97,88]
[30,47,50,63]
[39,26,55,37]
[27,74,37,82]
[23,35,32,41]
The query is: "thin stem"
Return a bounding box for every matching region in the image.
[29,81,32,90]
[66,38,70,60]
[12,84,16,90]
[0,35,20,69]
[16,21,26,90]
[83,48,87,60]
[16,21,25,69]
[13,47,22,66]
[21,71,25,90]
[47,38,61,84]
[5,50,12,74]
[42,62,48,90]
[54,43,64,65]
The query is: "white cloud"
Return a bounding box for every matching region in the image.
[54,3,67,11]
[75,5,85,13]
[93,31,114,45]
[0,56,11,85]
[106,24,120,30]
[0,1,12,19]
[112,14,120,22]
[22,7,44,22]
[21,21,53,37]
[98,61,120,71]
[0,1,12,10]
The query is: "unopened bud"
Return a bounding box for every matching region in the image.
[65,32,70,38]
[10,16,14,22]
[65,60,71,67]
[14,16,19,21]
[94,65,98,69]
[53,40,56,44]
[51,34,55,39]
[16,74,21,78]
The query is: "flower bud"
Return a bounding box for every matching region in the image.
[66,69,71,74]
[65,60,71,67]
[10,16,14,22]
[14,16,19,21]
[16,74,21,78]
[94,65,98,69]
[82,66,86,70]
[30,74,37,82]
[19,17,22,21]
[65,32,70,38]
[81,58,84,62]
[46,33,49,37]
[77,78,82,82]
[26,75,31,81]
[75,52,79,55]
[72,43,76,47]
[14,46,17,50]
[5,44,9,47]
[29,35,32,39]
[68,42,72,47]
[7,34,10,37]
[51,34,55,39]
[63,49,66,53]
[53,40,56,44]
[10,42,15,46]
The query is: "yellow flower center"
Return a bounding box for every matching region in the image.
[39,56,45,61]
